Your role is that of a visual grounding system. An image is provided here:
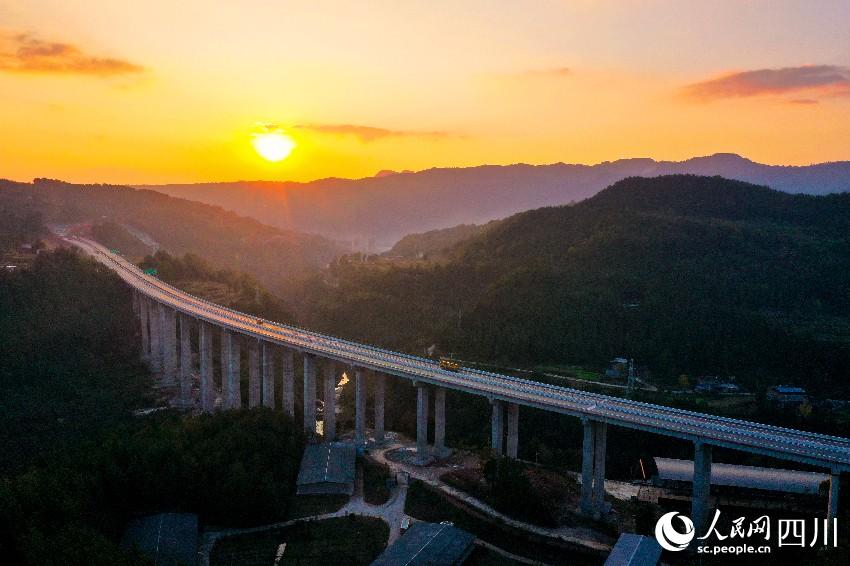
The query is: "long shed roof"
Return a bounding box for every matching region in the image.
[297,442,356,488]
[654,457,828,495]
[371,522,476,566]
[121,513,198,566]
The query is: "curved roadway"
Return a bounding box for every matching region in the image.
[69,236,850,472]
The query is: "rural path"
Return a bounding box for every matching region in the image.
[199,436,634,565]
[370,441,615,553]
[197,463,410,565]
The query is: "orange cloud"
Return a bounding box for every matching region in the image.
[0,31,144,76]
[682,65,850,102]
[788,98,819,105]
[294,123,452,142]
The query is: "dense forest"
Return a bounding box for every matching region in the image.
[90,221,155,258]
[301,175,850,396]
[0,211,306,564]
[0,249,151,471]
[0,410,304,565]
[0,209,43,251]
[0,178,340,293]
[138,250,297,324]
[386,220,500,259]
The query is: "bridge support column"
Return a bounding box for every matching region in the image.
[323,361,337,442]
[374,373,385,442]
[490,399,504,456]
[592,421,607,514]
[354,368,366,444]
[221,330,241,409]
[434,387,447,457]
[261,342,275,408]
[148,300,162,372]
[581,419,608,516]
[162,306,177,385]
[179,313,193,407]
[303,354,317,438]
[506,403,519,459]
[281,349,295,418]
[248,340,261,408]
[692,442,712,535]
[131,290,139,316]
[581,419,594,514]
[139,297,150,363]
[199,321,215,412]
[827,471,840,542]
[416,384,430,457]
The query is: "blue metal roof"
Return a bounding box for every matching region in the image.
[774,386,806,394]
[371,522,476,566]
[121,513,198,566]
[296,442,356,494]
[605,534,662,566]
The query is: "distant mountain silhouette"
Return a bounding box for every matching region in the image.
[138,154,850,248]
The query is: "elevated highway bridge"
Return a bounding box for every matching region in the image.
[67,235,847,534]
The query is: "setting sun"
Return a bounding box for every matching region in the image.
[252,132,296,162]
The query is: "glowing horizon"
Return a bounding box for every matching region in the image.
[1,1,849,185]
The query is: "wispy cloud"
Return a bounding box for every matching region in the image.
[788,98,819,105]
[294,123,452,142]
[0,31,144,76]
[682,65,850,102]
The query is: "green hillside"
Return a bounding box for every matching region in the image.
[386,220,501,259]
[0,178,341,293]
[302,175,850,394]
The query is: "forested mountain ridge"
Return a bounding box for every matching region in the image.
[386,220,501,259]
[301,175,850,394]
[140,154,850,247]
[0,178,341,293]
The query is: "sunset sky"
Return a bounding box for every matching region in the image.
[2,0,849,184]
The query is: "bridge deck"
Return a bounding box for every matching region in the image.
[70,236,850,472]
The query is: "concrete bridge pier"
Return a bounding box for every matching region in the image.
[199,321,215,412]
[506,403,519,459]
[373,372,385,442]
[178,313,193,407]
[581,419,608,517]
[261,342,275,408]
[433,387,448,457]
[490,399,504,456]
[581,419,593,514]
[592,421,608,515]
[828,471,840,541]
[323,360,337,441]
[281,348,295,418]
[161,305,178,385]
[416,383,430,458]
[248,340,261,408]
[303,354,317,438]
[354,368,366,444]
[148,300,162,372]
[139,297,150,363]
[221,329,241,409]
[692,441,712,535]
